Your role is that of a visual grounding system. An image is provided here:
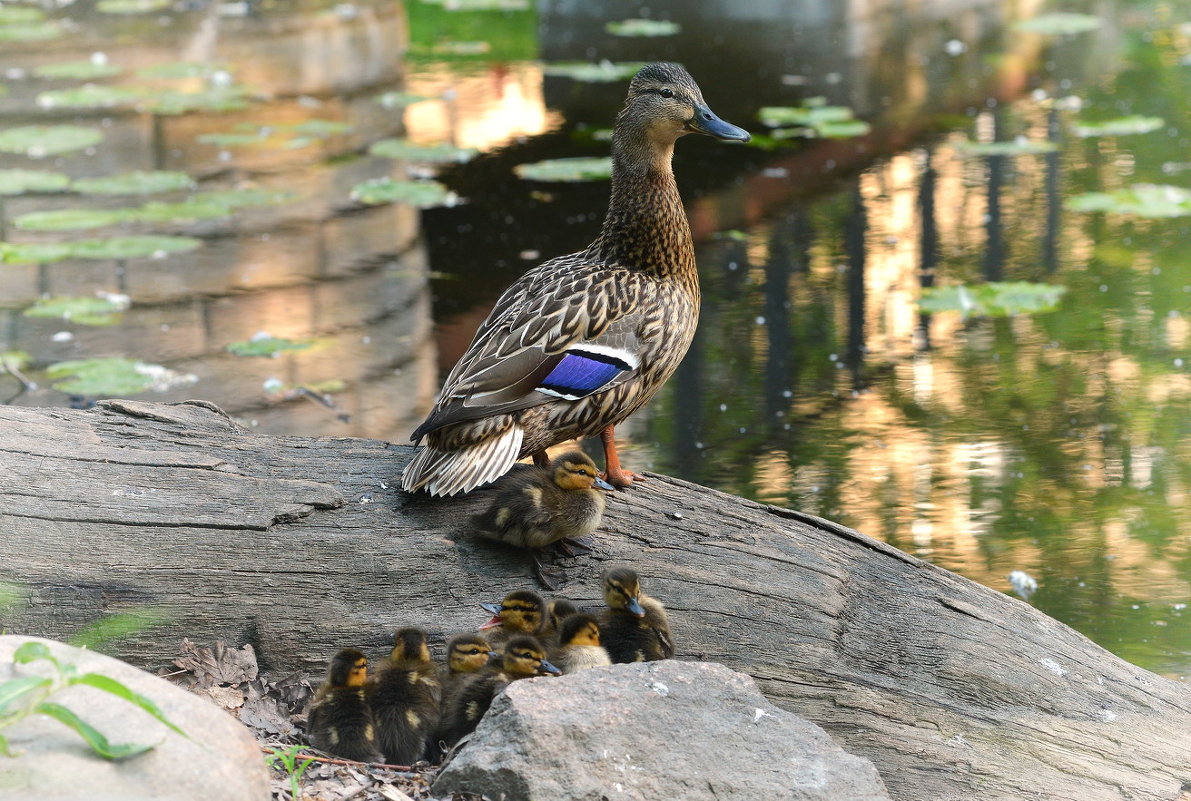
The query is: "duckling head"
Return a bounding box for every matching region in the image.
[558,613,602,648]
[550,450,614,491]
[479,589,545,633]
[446,634,497,674]
[389,627,431,664]
[502,635,561,677]
[617,63,750,154]
[602,566,646,617]
[547,598,580,631]
[328,647,369,688]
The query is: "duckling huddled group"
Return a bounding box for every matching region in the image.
[307,567,673,765]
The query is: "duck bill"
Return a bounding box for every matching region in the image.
[486,650,501,665]
[538,659,562,676]
[686,105,750,142]
[478,615,503,630]
[594,476,615,491]
[627,597,646,617]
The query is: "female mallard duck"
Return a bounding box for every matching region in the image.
[367,628,441,765]
[599,566,675,663]
[551,612,611,674]
[472,451,612,587]
[441,635,560,747]
[477,589,546,648]
[402,62,749,496]
[308,648,383,762]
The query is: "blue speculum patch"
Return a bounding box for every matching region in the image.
[538,351,627,398]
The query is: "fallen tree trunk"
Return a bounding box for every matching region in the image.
[2,399,1188,801]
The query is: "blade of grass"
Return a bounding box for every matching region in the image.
[68,673,189,740]
[33,702,158,760]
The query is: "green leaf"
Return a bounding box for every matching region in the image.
[919,282,1067,318]
[138,87,252,115]
[368,138,477,163]
[37,84,143,110]
[0,126,103,157]
[1065,184,1191,218]
[68,235,201,260]
[14,208,127,231]
[33,60,124,81]
[350,178,457,207]
[0,242,74,265]
[135,61,231,79]
[68,673,188,740]
[197,132,266,147]
[46,358,198,396]
[542,61,647,83]
[0,169,71,196]
[73,171,195,195]
[0,22,61,42]
[12,642,59,672]
[421,0,529,9]
[1073,115,1164,138]
[0,732,13,757]
[514,156,613,182]
[605,19,680,37]
[0,7,45,23]
[954,139,1058,157]
[373,91,431,109]
[0,677,52,714]
[226,335,314,357]
[23,296,129,327]
[0,353,32,375]
[97,0,170,13]
[758,105,855,127]
[815,119,872,138]
[33,702,157,760]
[1014,13,1101,35]
[292,119,352,138]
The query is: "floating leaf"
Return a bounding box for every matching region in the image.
[1065,184,1191,217]
[33,60,124,80]
[543,61,647,83]
[426,0,530,9]
[369,138,477,163]
[605,19,680,37]
[73,171,195,195]
[16,188,289,229]
[954,138,1058,156]
[0,352,32,374]
[374,90,431,109]
[1014,13,1101,35]
[0,126,103,157]
[0,22,61,42]
[47,357,198,396]
[37,84,142,109]
[197,132,265,147]
[24,295,131,326]
[135,61,231,79]
[227,334,314,357]
[139,87,252,115]
[14,208,126,231]
[0,242,74,264]
[0,7,46,23]
[758,104,869,139]
[292,119,352,138]
[0,169,71,195]
[350,178,457,207]
[34,702,157,760]
[514,156,614,182]
[1073,115,1164,138]
[920,282,1067,318]
[67,235,201,260]
[97,0,171,13]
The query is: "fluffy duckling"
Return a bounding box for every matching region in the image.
[439,633,497,705]
[542,597,580,646]
[472,451,612,588]
[478,589,545,647]
[442,635,559,747]
[368,628,441,765]
[599,566,675,663]
[551,613,611,674]
[308,648,383,762]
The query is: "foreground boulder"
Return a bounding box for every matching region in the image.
[433,660,891,801]
[0,636,270,801]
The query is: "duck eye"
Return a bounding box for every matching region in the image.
[659,87,673,98]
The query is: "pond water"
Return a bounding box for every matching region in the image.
[1,1,1188,679]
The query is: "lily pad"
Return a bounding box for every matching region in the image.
[14,208,126,231]
[292,119,353,138]
[47,358,198,396]
[0,351,32,373]
[226,334,314,357]
[759,103,869,139]
[1065,184,1191,218]
[514,156,613,182]
[350,178,457,207]
[0,242,75,264]
[1014,13,1101,35]
[543,61,647,83]
[73,171,195,195]
[135,61,231,79]
[0,125,103,157]
[374,91,432,109]
[920,282,1067,318]
[37,84,143,109]
[428,0,530,9]
[23,295,130,326]
[138,87,252,115]
[605,19,680,37]
[954,139,1058,156]
[33,60,124,81]
[133,188,291,223]
[0,22,61,42]
[68,235,201,260]
[369,138,477,163]
[0,7,46,23]
[0,169,71,195]
[197,132,266,147]
[1073,116,1164,138]
[97,0,171,13]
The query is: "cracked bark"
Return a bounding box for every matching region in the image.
[1,399,1189,801]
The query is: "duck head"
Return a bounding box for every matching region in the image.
[479,589,545,632]
[551,450,614,491]
[503,635,561,677]
[328,647,369,688]
[558,612,603,648]
[389,626,431,664]
[446,634,498,674]
[602,566,646,617]
[617,62,750,152]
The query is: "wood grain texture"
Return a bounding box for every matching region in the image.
[1,400,1189,801]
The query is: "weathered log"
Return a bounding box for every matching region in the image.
[2,400,1189,801]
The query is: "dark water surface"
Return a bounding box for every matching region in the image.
[1,1,1188,678]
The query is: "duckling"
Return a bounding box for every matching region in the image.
[551,613,611,674]
[402,63,749,496]
[442,635,560,747]
[308,648,383,762]
[599,566,675,663]
[429,634,499,763]
[472,451,612,588]
[477,589,545,648]
[543,597,580,646]
[367,628,441,765]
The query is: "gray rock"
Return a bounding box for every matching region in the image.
[0,636,270,801]
[432,660,891,801]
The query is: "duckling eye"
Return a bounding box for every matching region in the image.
[659,87,674,98]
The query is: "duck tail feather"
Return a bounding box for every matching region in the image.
[401,427,524,496]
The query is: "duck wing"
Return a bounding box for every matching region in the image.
[411,255,645,440]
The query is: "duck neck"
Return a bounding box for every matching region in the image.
[593,125,695,282]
